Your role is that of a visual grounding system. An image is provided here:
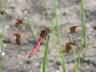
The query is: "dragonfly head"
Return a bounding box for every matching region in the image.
[40,28,50,38]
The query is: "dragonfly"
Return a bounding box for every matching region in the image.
[28,28,51,58]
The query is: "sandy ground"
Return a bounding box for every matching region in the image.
[0,0,96,72]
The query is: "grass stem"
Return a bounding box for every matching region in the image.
[0,0,6,71]
[42,36,50,72]
[68,34,78,72]
[27,16,36,39]
[77,0,88,71]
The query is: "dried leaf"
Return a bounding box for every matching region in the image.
[69,26,81,33]
[15,19,24,28]
[62,42,76,53]
[13,33,21,45]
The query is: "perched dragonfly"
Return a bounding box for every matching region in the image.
[28,28,51,58]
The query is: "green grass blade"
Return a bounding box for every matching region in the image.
[45,0,66,72]
[68,34,78,72]
[77,0,88,71]
[80,0,87,48]
[0,0,6,71]
[69,34,73,42]
[42,36,50,72]
[27,16,36,39]
[77,36,83,70]
[54,0,66,72]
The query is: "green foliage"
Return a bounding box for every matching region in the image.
[42,36,50,72]
[0,0,6,72]
[77,0,88,72]
[27,16,36,39]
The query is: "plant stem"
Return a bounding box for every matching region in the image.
[68,34,78,72]
[0,0,6,71]
[42,36,50,72]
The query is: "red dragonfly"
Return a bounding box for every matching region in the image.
[28,28,50,58]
